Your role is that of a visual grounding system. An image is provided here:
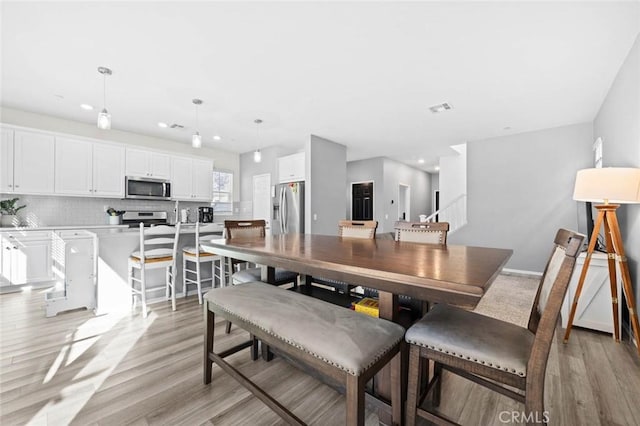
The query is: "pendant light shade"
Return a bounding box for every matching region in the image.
[192,132,202,148]
[97,67,112,130]
[192,99,203,148]
[254,119,263,163]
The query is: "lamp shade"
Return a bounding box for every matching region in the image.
[573,168,640,204]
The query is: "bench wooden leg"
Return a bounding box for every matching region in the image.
[346,374,365,426]
[405,345,421,426]
[225,320,232,334]
[261,342,274,362]
[391,351,402,426]
[204,303,215,384]
[250,334,259,361]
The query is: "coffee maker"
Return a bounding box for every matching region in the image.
[198,206,214,223]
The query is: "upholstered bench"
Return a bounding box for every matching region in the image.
[203,281,404,426]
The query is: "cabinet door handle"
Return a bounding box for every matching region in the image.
[12,246,17,250]
[5,247,10,250]
[8,184,12,188]
[15,185,19,188]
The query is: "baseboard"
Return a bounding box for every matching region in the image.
[501,268,543,278]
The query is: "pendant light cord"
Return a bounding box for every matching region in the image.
[103,73,107,110]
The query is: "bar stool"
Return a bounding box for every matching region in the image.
[183,222,223,304]
[128,222,181,318]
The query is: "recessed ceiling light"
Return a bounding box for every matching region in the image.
[429,102,453,114]
[213,135,221,141]
[435,165,440,171]
[158,122,168,128]
[503,126,511,130]
[80,104,94,111]
[418,158,425,164]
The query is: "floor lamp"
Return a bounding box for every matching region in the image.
[563,167,640,356]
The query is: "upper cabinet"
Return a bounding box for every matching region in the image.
[1,128,15,193]
[55,137,125,198]
[13,130,55,194]
[278,152,306,183]
[171,156,213,201]
[126,148,171,179]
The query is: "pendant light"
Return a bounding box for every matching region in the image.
[97,67,112,130]
[192,99,203,148]
[253,119,263,163]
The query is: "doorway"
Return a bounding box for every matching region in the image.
[433,190,440,222]
[398,184,410,221]
[351,182,373,221]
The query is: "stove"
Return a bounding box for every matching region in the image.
[122,211,168,228]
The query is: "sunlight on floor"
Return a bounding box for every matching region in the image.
[29,311,157,425]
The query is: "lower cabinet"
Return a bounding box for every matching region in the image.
[561,252,622,337]
[1,231,53,286]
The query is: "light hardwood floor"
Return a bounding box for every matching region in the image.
[1,289,639,425]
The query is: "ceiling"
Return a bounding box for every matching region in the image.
[1,1,638,172]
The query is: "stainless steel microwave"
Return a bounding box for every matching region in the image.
[125,176,171,200]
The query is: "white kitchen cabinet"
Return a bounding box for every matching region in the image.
[192,159,213,200]
[126,148,171,179]
[561,252,622,338]
[1,128,15,193]
[1,231,53,285]
[13,130,55,194]
[55,138,125,198]
[55,137,93,195]
[171,157,213,201]
[278,152,305,183]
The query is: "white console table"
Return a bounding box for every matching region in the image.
[561,251,622,338]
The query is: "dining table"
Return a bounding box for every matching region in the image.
[201,233,512,425]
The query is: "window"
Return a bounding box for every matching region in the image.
[594,137,603,168]
[212,170,233,214]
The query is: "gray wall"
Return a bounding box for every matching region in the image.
[382,158,431,232]
[306,135,347,235]
[449,123,593,272]
[345,157,431,232]
[594,34,640,311]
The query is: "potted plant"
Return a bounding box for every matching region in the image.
[0,197,26,227]
[106,207,125,225]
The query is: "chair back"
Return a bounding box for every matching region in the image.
[137,222,181,266]
[195,222,222,259]
[526,229,584,394]
[338,220,377,239]
[394,221,450,244]
[224,220,266,239]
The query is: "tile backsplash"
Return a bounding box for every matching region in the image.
[0,194,244,227]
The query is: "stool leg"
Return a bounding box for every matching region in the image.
[183,256,188,298]
[196,259,203,305]
[128,264,135,311]
[141,267,148,318]
[406,345,421,426]
[169,266,176,312]
[346,374,365,426]
[391,350,402,426]
[225,321,232,334]
[433,361,442,407]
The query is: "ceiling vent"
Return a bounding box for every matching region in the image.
[169,123,184,129]
[429,103,453,114]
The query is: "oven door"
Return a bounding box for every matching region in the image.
[125,177,171,200]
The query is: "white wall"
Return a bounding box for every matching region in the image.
[449,123,593,272]
[0,106,241,200]
[439,143,467,208]
[382,158,431,232]
[593,34,640,313]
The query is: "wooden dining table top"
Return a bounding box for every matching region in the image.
[201,233,512,309]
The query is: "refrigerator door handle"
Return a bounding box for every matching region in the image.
[279,187,286,234]
[282,187,288,233]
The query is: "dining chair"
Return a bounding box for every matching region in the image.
[182,222,224,304]
[394,221,449,244]
[224,220,299,287]
[404,228,584,426]
[128,222,181,318]
[311,220,378,296]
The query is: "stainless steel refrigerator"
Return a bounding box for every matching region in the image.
[272,181,305,235]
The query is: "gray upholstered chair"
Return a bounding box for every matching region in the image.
[404,229,584,426]
[311,220,378,296]
[224,220,299,287]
